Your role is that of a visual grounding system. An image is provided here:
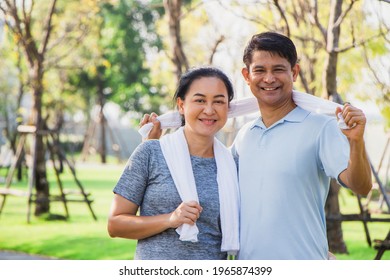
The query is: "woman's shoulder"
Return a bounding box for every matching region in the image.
[130,139,162,158]
[140,139,161,148]
[125,140,166,171]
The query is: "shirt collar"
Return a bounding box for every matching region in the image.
[250,106,310,130]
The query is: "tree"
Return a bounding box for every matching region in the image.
[101,0,165,115]
[0,0,97,215]
[163,0,189,83]
[0,0,59,215]
[68,0,166,163]
[152,0,227,94]
[0,40,28,181]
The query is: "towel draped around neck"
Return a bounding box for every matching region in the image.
[159,127,240,255]
[138,90,348,138]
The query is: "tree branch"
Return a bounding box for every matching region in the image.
[4,0,36,67]
[335,31,385,53]
[309,0,327,42]
[215,0,271,30]
[333,0,358,29]
[208,35,225,64]
[181,0,206,19]
[45,29,89,69]
[273,0,291,37]
[40,0,57,56]
[362,44,390,103]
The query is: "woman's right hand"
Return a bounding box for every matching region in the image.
[140,112,162,140]
[169,201,203,228]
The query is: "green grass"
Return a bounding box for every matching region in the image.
[334,188,390,260]
[0,161,137,260]
[0,162,389,260]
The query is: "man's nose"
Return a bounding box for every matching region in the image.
[263,72,276,83]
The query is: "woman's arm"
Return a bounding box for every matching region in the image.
[107,194,202,240]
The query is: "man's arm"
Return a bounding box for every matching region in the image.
[337,104,372,195]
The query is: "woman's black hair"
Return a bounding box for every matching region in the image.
[173,66,234,126]
[173,66,234,103]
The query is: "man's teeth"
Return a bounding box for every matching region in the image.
[263,87,277,91]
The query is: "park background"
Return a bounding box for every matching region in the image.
[0,0,389,260]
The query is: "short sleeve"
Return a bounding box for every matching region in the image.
[318,119,350,181]
[113,141,151,205]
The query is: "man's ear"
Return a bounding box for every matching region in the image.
[241,67,250,84]
[292,64,300,82]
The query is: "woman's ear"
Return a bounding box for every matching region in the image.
[177,97,184,114]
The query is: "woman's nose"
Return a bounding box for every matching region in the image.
[203,103,215,114]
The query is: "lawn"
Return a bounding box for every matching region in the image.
[0,161,389,260]
[0,161,136,260]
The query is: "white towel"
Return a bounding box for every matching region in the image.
[160,127,240,254]
[138,90,348,138]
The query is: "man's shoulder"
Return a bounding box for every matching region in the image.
[302,109,337,128]
[238,118,258,132]
[231,119,258,152]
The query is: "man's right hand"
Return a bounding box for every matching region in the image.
[140,112,162,140]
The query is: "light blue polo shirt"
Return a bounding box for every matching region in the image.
[231,106,349,260]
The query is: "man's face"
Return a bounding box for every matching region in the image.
[241,50,300,108]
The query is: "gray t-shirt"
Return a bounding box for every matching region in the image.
[113,140,227,260]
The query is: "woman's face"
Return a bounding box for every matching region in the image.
[177,76,229,139]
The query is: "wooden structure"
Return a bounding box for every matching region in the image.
[327,155,390,259]
[81,105,128,163]
[0,145,13,178]
[0,125,97,223]
[374,230,390,260]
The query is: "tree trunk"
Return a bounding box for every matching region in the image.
[31,62,50,215]
[97,69,107,164]
[322,0,348,253]
[163,0,189,83]
[325,179,348,253]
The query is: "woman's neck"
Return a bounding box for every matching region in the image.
[183,128,214,158]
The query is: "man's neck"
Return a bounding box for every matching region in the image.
[259,99,297,128]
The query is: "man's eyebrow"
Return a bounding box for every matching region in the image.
[273,64,288,68]
[252,64,287,69]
